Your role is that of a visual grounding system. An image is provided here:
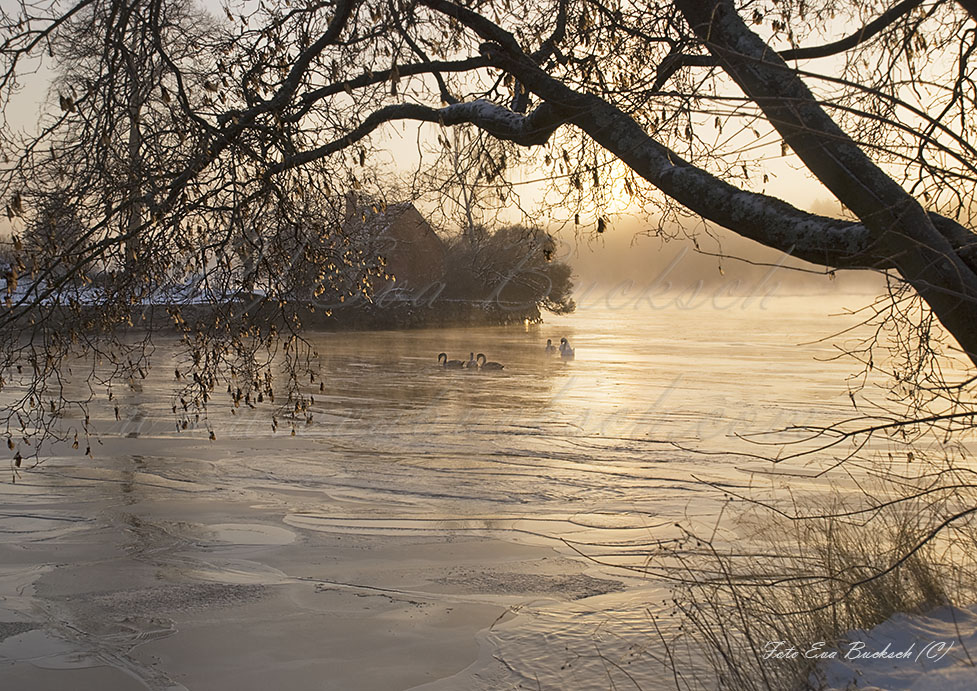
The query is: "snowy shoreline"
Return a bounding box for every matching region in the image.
[810,605,977,690]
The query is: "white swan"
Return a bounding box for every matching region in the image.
[544,339,557,354]
[559,338,575,359]
[438,352,464,369]
[476,353,504,370]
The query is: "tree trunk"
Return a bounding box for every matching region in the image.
[125,50,142,273]
[675,0,977,365]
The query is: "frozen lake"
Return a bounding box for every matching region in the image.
[0,292,895,689]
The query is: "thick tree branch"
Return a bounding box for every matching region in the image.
[530,0,568,64]
[412,0,977,364]
[401,1,883,269]
[269,0,354,110]
[158,1,356,210]
[654,0,926,90]
[396,22,463,104]
[471,39,881,269]
[958,0,977,21]
[266,99,569,176]
[417,0,522,52]
[218,0,354,127]
[286,56,489,122]
[676,0,977,364]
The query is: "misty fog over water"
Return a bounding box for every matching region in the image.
[562,218,883,298]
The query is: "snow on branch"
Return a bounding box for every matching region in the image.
[267,99,566,175]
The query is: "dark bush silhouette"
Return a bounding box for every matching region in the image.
[443,224,574,320]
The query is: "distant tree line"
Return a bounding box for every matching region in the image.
[441,224,574,320]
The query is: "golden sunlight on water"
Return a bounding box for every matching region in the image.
[1,292,923,690]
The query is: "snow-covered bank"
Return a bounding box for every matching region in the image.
[814,605,977,690]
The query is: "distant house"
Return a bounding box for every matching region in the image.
[344,196,446,298]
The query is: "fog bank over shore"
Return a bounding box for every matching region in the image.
[562,212,883,297]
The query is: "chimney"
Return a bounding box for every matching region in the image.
[343,191,358,223]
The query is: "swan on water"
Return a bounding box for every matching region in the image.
[438,353,465,369]
[465,352,479,369]
[544,339,557,354]
[559,338,575,359]
[476,353,504,370]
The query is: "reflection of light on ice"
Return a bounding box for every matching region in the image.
[0,295,900,691]
[202,523,297,546]
[0,628,95,669]
[283,512,675,565]
[412,584,702,691]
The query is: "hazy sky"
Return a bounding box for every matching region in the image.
[0,0,899,298]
